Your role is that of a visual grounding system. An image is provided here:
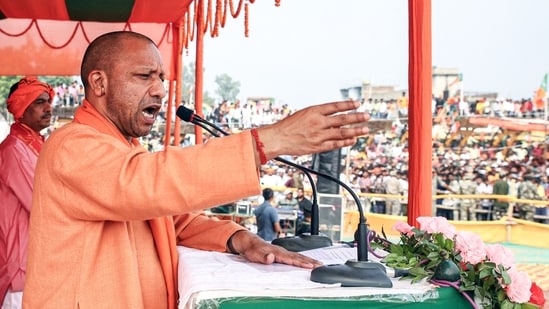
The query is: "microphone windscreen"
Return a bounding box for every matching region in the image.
[176,105,194,122]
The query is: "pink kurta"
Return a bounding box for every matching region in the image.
[0,123,43,302]
[23,102,260,309]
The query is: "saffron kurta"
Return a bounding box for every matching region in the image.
[23,103,260,308]
[0,123,43,302]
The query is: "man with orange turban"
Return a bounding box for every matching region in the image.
[0,76,54,309]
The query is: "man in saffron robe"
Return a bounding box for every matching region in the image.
[23,31,370,309]
[0,76,54,309]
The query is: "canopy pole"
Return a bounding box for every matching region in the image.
[193,0,205,145]
[407,0,433,227]
[173,20,184,146]
[163,22,180,148]
[164,80,175,148]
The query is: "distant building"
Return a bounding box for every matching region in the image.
[432,67,460,100]
[340,67,499,103]
[340,81,404,102]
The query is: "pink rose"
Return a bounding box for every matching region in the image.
[393,221,413,235]
[454,231,486,265]
[485,244,515,269]
[417,216,456,239]
[505,268,532,303]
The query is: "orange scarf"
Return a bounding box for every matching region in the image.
[73,100,179,309]
[10,121,44,156]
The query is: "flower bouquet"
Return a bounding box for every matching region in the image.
[371,216,546,309]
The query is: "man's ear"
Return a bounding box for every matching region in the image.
[89,71,106,97]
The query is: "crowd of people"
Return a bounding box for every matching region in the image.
[253,132,549,224]
[239,94,549,225]
[132,89,549,228]
[51,81,85,108]
[358,92,545,121]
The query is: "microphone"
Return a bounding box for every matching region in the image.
[176,106,333,251]
[176,105,392,287]
[176,105,194,122]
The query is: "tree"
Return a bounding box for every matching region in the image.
[181,62,230,117]
[214,73,240,102]
[182,62,196,105]
[181,61,215,112]
[201,90,215,116]
[0,76,20,113]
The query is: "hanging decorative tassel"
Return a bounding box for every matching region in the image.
[181,0,282,43]
[244,2,249,37]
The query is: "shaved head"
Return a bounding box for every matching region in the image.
[80,31,156,90]
[78,30,166,139]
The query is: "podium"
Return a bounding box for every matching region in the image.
[177,246,470,309]
[188,288,468,309]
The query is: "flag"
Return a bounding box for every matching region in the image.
[533,73,547,111]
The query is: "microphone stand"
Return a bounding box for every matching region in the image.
[270,156,333,251]
[176,106,332,251]
[307,169,392,287]
[176,106,391,287]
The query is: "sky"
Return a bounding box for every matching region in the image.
[184,0,549,110]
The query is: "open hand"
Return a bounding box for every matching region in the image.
[229,230,323,269]
[258,101,369,159]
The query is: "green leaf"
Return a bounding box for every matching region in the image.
[409,257,418,265]
[408,267,429,276]
[497,289,507,302]
[501,269,511,285]
[411,275,427,284]
[390,244,404,255]
[500,300,514,309]
[460,286,475,292]
[479,268,492,279]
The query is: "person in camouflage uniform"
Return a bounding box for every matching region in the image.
[516,174,540,221]
[459,172,478,220]
[507,174,520,218]
[492,173,510,220]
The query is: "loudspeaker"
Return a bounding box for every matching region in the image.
[312,149,342,194]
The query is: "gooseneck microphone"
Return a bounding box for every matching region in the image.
[176,105,392,287]
[177,105,332,251]
[306,170,392,287]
